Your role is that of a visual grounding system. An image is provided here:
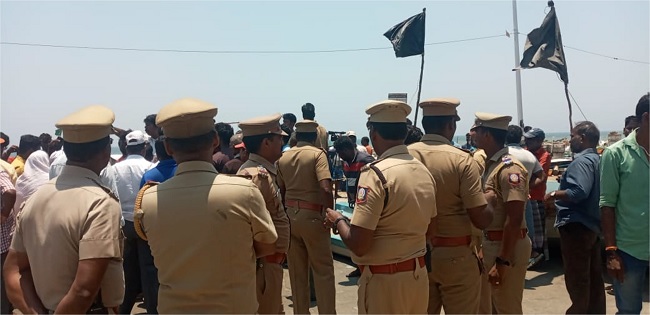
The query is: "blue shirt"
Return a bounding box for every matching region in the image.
[554,148,601,233]
[139,159,178,188]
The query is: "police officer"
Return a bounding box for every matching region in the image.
[4,105,124,314]
[277,120,335,314]
[325,100,437,314]
[136,98,278,313]
[471,112,532,314]
[407,98,492,314]
[237,114,291,314]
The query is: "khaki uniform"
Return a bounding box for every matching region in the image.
[352,144,436,314]
[479,147,532,314]
[473,148,488,175]
[277,141,335,314]
[140,161,277,313]
[238,153,290,314]
[11,165,125,310]
[408,134,487,314]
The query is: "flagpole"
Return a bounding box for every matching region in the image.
[413,8,426,128]
[512,0,524,127]
[563,83,573,131]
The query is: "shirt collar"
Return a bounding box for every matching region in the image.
[575,147,597,157]
[420,134,452,145]
[623,129,640,148]
[157,159,177,166]
[175,161,217,175]
[489,147,510,162]
[60,165,101,181]
[379,145,409,159]
[248,153,277,175]
[126,154,146,161]
[297,141,314,148]
[506,143,522,148]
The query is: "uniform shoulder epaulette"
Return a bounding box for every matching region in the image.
[256,165,269,179]
[134,181,159,241]
[454,146,471,154]
[501,155,514,166]
[87,177,119,202]
[225,173,253,180]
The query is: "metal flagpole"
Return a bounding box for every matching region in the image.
[413,8,426,129]
[512,0,525,127]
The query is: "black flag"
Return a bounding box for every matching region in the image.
[520,1,568,84]
[384,11,426,58]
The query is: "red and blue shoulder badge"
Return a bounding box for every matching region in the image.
[257,165,269,178]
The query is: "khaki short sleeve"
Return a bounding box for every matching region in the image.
[350,169,384,231]
[248,185,278,244]
[276,165,286,190]
[10,212,26,252]
[315,151,331,182]
[499,164,528,202]
[79,197,123,260]
[460,156,488,209]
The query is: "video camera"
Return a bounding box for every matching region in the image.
[328,131,346,143]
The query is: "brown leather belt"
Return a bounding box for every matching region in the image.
[359,256,426,274]
[285,199,322,211]
[431,235,472,247]
[484,229,528,241]
[263,252,286,264]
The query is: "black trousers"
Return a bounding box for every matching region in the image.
[559,222,606,314]
[119,221,159,314]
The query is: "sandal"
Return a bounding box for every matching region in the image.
[527,253,544,269]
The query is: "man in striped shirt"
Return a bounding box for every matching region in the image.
[333,136,375,209]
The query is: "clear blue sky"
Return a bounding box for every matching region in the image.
[1,1,648,142]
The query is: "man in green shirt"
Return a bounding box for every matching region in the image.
[600,93,649,315]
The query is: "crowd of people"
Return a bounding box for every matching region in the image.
[0,93,647,314]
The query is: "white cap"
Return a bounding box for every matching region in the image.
[345,130,356,137]
[126,130,148,146]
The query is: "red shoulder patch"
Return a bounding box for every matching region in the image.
[508,173,521,185]
[356,186,370,204]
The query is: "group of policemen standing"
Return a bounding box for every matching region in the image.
[3,96,534,314]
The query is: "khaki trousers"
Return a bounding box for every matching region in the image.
[358,259,428,314]
[286,207,336,314]
[257,259,285,314]
[479,236,532,314]
[428,246,482,314]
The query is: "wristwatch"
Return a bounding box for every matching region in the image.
[332,216,349,235]
[495,256,511,266]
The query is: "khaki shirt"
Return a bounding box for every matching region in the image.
[473,149,487,175]
[238,153,290,253]
[350,145,437,265]
[408,134,487,237]
[140,161,277,314]
[483,148,529,231]
[277,142,331,204]
[11,165,124,310]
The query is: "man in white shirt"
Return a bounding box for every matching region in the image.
[345,131,368,154]
[110,130,154,314]
[505,125,546,267]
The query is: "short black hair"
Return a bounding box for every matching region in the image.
[301,103,316,120]
[166,130,217,154]
[296,132,317,143]
[39,133,52,144]
[215,122,234,145]
[523,126,533,133]
[574,121,600,145]
[333,136,355,151]
[283,113,297,124]
[421,116,456,135]
[625,115,638,126]
[126,143,145,155]
[0,132,9,146]
[361,136,370,145]
[155,137,172,160]
[635,93,649,121]
[63,136,110,162]
[405,125,423,145]
[476,127,507,146]
[367,122,408,141]
[505,125,523,144]
[17,135,41,155]
[144,114,157,126]
[242,134,276,155]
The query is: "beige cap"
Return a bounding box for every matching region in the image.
[295,120,319,133]
[156,98,218,139]
[238,113,288,137]
[366,100,412,123]
[419,98,461,120]
[470,112,512,131]
[55,105,115,143]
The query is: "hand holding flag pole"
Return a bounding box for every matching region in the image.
[384,8,426,128]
